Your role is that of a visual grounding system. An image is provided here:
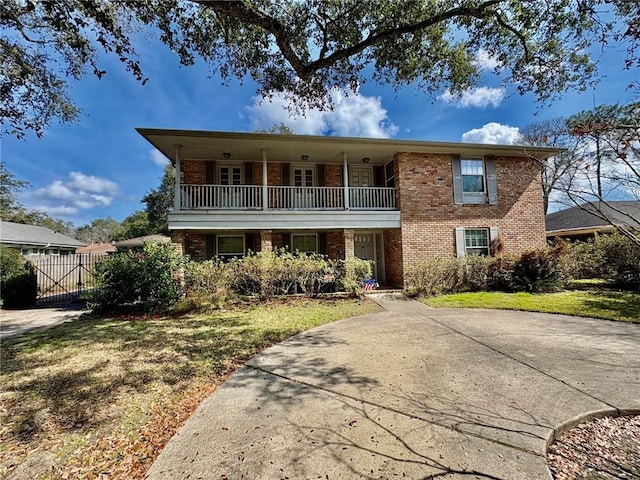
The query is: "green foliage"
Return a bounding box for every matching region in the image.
[405,257,463,297]
[406,250,565,296]
[111,210,152,241]
[511,249,565,293]
[0,163,29,217]
[335,257,374,298]
[0,248,37,308]
[558,233,640,291]
[75,217,121,243]
[0,247,26,283]
[181,259,232,309]
[593,232,640,291]
[3,0,639,138]
[142,164,174,234]
[93,242,186,313]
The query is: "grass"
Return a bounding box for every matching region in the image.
[0,297,382,479]
[422,285,640,323]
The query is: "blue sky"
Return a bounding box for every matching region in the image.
[2,34,637,227]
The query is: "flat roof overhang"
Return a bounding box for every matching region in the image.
[137,128,562,165]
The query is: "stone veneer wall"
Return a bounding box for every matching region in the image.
[394,152,546,277]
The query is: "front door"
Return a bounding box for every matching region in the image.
[354,233,375,277]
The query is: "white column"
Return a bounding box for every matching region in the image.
[262,148,268,210]
[343,151,349,210]
[174,144,182,211]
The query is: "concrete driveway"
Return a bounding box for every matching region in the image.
[0,304,87,339]
[147,293,640,480]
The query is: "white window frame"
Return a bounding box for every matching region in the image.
[218,164,243,185]
[461,158,486,194]
[464,228,490,256]
[455,227,499,257]
[291,233,318,253]
[292,165,315,187]
[216,235,245,260]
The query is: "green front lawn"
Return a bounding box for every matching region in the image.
[0,297,382,479]
[422,288,640,323]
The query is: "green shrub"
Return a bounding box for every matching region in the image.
[291,253,335,298]
[335,257,373,297]
[0,248,37,308]
[229,249,298,299]
[595,232,640,291]
[511,248,565,293]
[182,259,231,308]
[0,248,26,283]
[93,242,186,313]
[462,255,494,291]
[557,239,603,280]
[405,257,463,297]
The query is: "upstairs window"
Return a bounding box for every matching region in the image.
[385,160,395,188]
[452,155,497,205]
[461,159,485,193]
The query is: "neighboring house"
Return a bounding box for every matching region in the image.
[76,242,118,255]
[113,234,171,252]
[137,129,559,286]
[546,201,640,241]
[0,220,85,255]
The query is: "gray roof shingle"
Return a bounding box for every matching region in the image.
[546,201,640,233]
[0,220,85,248]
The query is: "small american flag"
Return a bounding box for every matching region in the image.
[363,279,377,291]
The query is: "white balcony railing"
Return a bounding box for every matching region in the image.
[180,184,396,210]
[181,185,262,209]
[349,187,396,210]
[268,186,344,210]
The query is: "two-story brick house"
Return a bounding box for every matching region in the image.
[137,129,558,287]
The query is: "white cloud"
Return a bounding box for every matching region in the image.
[150,148,169,166]
[441,86,505,108]
[473,49,501,71]
[462,122,523,145]
[246,87,398,138]
[32,171,120,216]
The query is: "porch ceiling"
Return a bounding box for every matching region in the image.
[137,128,561,165]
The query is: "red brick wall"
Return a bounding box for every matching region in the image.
[327,231,344,259]
[395,153,546,271]
[173,231,206,261]
[383,229,403,287]
[182,160,205,184]
[325,165,343,187]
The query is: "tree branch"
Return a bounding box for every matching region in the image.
[194,0,516,79]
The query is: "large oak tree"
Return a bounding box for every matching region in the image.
[2,0,639,138]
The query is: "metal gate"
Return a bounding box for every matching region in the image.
[24,254,103,305]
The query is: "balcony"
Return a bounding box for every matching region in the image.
[179,185,397,211]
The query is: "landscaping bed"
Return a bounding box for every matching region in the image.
[0,297,381,479]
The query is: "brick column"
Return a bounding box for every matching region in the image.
[260,230,273,252]
[171,231,185,255]
[344,229,355,259]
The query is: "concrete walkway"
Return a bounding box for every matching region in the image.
[147,293,640,480]
[0,304,88,339]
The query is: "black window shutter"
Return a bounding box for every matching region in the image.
[282,233,291,251]
[317,164,326,186]
[373,165,384,186]
[318,232,327,255]
[206,161,215,184]
[205,234,216,260]
[244,162,254,185]
[281,163,291,186]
